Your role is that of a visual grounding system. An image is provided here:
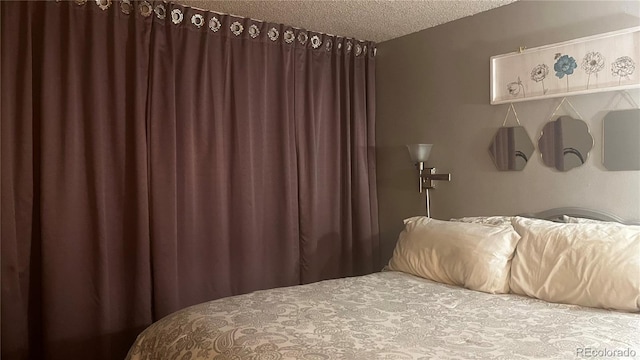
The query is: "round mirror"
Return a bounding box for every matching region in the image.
[538,116,593,171]
[489,126,535,171]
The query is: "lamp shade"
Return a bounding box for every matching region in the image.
[406,144,433,163]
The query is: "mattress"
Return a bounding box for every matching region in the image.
[126,271,639,359]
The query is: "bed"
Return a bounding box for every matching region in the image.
[126,208,640,360]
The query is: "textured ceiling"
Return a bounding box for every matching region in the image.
[178,0,517,42]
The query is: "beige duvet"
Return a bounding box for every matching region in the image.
[127,271,639,360]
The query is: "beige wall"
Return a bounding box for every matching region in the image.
[376,0,640,264]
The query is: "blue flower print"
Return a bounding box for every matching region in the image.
[554,54,577,90]
[554,55,577,78]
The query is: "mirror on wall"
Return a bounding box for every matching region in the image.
[489,126,535,171]
[603,109,640,171]
[538,116,593,171]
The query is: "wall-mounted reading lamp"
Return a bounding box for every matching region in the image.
[406,144,452,217]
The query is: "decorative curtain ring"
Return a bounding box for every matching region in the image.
[191,14,205,28]
[171,9,183,24]
[230,21,244,36]
[297,32,308,45]
[139,1,152,17]
[95,0,111,11]
[267,28,279,41]
[248,24,260,38]
[283,30,295,44]
[120,0,132,14]
[325,39,333,52]
[209,17,221,32]
[154,4,166,19]
[310,35,322,49]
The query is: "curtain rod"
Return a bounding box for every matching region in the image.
[173,1,373,43]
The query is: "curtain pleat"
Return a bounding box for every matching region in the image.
[1,1,378,359]
[146,11,301,318]
[295,44,379,283]
[2,2,153,359]
[1,3,37,358]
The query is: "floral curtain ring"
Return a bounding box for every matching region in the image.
[154,4,166,19]
[283,30,295,44]
[75,0,87,6]
[171,9,183,25]
[346,41,352,53]
[230,21,244,36]
[191,14,205,28]
[268,28,279,41]
[297,32,308,45]
[310,35,322,49]
[120,0,132,14]
[325,39,333,52]
[248,24,260,39]
[209,17,221,32]
[95,0,111,11]
[139,1,152,17]
[337,42,342,51]
[354,43,362,56]
[362,45,367,56]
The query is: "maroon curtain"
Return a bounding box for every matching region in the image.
[1,2,153,359]
[146,8,302,318]
[1,1,379,359]
[295,40,378,282]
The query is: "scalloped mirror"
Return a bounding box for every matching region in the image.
[489,126,535,171]
[538,116,593,171]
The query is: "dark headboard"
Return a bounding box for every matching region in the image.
[520,207,640,225]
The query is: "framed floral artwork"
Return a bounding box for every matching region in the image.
[490,26,640,104]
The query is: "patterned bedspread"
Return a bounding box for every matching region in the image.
[126,271,639,359]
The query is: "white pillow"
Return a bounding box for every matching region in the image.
[562,215,612,224]
[450,216,513,227]
[387,217,520,294]
[510,217,640,312]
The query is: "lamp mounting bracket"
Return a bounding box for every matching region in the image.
[421,167,451,190]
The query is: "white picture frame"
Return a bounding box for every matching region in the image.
[490,26,640,105]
